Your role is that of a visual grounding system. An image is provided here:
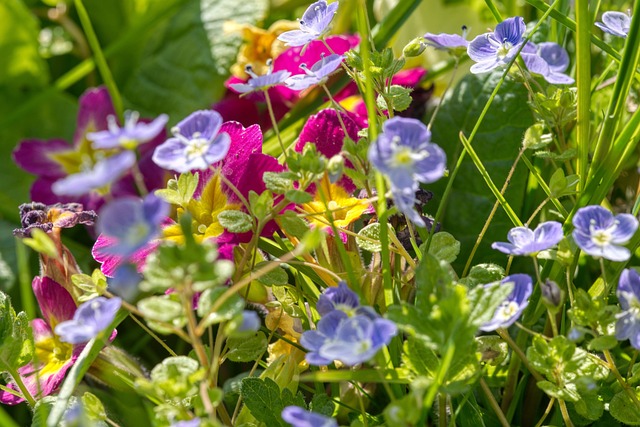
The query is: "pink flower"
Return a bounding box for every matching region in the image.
[0,277,116,405]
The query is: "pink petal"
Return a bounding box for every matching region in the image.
[92,234,158,277]
[32,277,77,327]
[391,67,427,86]
[12,139,70,178]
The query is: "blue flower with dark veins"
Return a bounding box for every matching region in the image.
[278,0,339,47]
[596,11,631,38]
[51,151,136,196]
[492,221,563,256]
[572,205,638,262]
[230,61,291,94]
[97,194,168,258]
[88,111,168,150]
[300,311,397,366]
[480,274,533,331]
[286,54,344,91]
[615,269,640,349]
[55,296,122,344]
[467,16,526,74]
[424,26,469,56]
[316,281,360,316]
[282,406,337,427]
[152,110,231,173]
[368,117,446,226]
[521,42,574,85]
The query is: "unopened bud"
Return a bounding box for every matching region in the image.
[403,37,427,58]
[327,155,345,184]
[541,279,563,311]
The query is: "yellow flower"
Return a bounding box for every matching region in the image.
[227,20,299,78]
[162,172,241,244]
[300,176,370,231]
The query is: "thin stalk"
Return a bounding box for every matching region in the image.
[438,394,447,427]
[497,328,544,382]
[263,90,288,159]
[128,314,177,357]
[534,398,555,427]
[483,0,504,22]
[74,0,123,119]
[574,0,591,190]
[16,239,35,320]
[5,366,36,407]
[479,378,510,427]
[182,287,210,371]
[520,155,569,218]
[558,400,575,427]
[428,60,460,131]
[603,349,640,410]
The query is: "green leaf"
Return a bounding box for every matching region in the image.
[253,263,289,286]
[196,287,244,327]
[587,335,618,351]
[549,168,579,198]
[263,172,293,194]
[82,392,107,422]
[356,222,394,253]
[218,210,254,233]
[285,189,313,204]
[610,390,640,425]
[0,292,33,372]
[309,394,335,417]
[522,123,552,150]
[137,295,184,322]
[122,0,268,120]
[430,73,533,271]
[155,172,200,208]
[139,356,204,401]
[459,263,504,287]
[426,232,460,264]
[467,279,514,328]
[226,332,268,362]
[376,85,413,112]
[240,377,286,427]
[278,211,310,239]
[22,228,58,258]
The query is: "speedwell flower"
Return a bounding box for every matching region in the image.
[152,110,231,173]
[88,111,168,150]
[316,281,361,315]
[615,268,640,349]
[277,0,339,48]
[491,221,563,256]
[51,151,137,197]
[521,42,574,85]
[368,117,446,226]
[55,297,121,344]
[229,62,291,94]
[572,205,638,262]
[480,274,533,331]
[424,26,469,56]
[468,16,526,74]
[300,311,397,366]
[96,194,168,258]
[595,11,631,38]
[285,54,344,91]
[281,406,337,427]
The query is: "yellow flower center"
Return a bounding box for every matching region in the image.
[35,336,73,378]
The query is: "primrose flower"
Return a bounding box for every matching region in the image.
[55,297,121,344]
[424,26,469,55]
[281,406,337,427]
[96,194,168,258]
[152,110,231,173]
[229,62,291,94]
[300,311,397,366]
[480,274,533,331]
[572,205,638,262]
[51,151,137,197]
[368,117,446,226]
[286,54,344,91]
[0,277,115,405]
[88,111,168,150]
[521,42,574,85]
[277,0,339,47]
[468,16,526,74]
[491,221,563,256]
[615,269,640,349]
[596,11,631,38]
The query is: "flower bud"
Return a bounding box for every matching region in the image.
[327,155,345,184]
[403,37,427,58]
[541,279,564,311]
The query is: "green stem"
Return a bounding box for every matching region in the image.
[558,399,575,427]
[574,0,591,191]
[16,239,35,320]
[263,90,287,159]
[5,365,36,407]
[74,0,123,119]
[479,378,510,427]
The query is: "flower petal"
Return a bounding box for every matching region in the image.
[32,277,77,328]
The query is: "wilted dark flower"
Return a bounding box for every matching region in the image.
[14,202,97,238]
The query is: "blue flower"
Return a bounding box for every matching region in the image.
[480,274,532,331]
[368,117,446,226]
[596,11,631,38]
[109,263,142,301]
[615,269,640,349]
[152,110,231,173]
[316,281,360,315]
[300,311,397,366]
[521,42,574,85]
[237,311,261,333]
[286,54,344,91]
[572,205,638,262]
[281,406,337,427]
[230,62,291,94]
[170,419,201,427]
[55,296,122,344]
[88,111,168,150]
[277,0,339,47]
[51,151,136,196]
[423,26,469,55]
[491,221,563,256]
[97,194,168,258]
[467,16,526,74]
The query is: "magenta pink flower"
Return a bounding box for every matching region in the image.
[12,87,167,211]
[0,277,116,405]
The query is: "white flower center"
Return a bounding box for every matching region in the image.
[495,301,519,321]
[497,41,513,59]
[185,136,210,160]
[589,220,618,247]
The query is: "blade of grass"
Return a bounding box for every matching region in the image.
[15,239,35,320]
[371,0,423,49]
[0,406,20,427]
[574,0,591,191]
